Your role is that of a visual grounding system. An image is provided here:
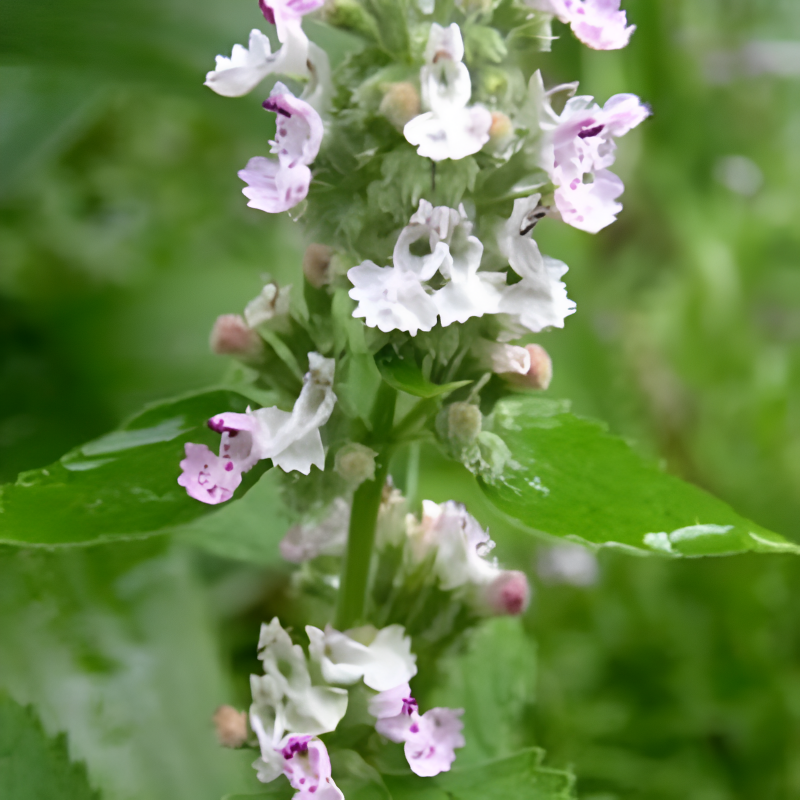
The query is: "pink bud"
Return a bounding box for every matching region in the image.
[213,705,248,748]
[209,314,263,360]
[484,570,531,616]
[508,344,552,390]
[303,243,333,288]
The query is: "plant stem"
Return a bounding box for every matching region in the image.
[335,456,390,629]
[335,381,396,629]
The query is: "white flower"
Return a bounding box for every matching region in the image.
[433,226,505,327]
[205,0,325,98]
[496,195,576,333]
[204,29,279,98]
[526,0,635,51]
[306,624,418,692]
[404,23,491,161]
[408,500,498,590]
[253,619,349,737]
[347,260,440,335]
[248,626,346,800]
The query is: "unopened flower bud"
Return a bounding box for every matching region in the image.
[209,314,263,360]
[445,402,482,446]
[335,443,378,486]
[483,570,531,616]
[244,282,291,329]
[508,344,553,390]
[303,243,333,288]
[379,82,421,130]
[488,111,513,147]
[213,705,248,748]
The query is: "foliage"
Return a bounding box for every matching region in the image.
[0,693,98,800]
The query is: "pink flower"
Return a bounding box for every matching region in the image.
[533,73,650,232]
[370,686,464,777]
[178,413,261,504]
[239,82,323,214]
[279,735,344,800]
[239,157,311,214]
[405,707,465,777]
[177,442,245,505]
[528,0,635,50]
[264,83,324,168]
[179,354,336,504]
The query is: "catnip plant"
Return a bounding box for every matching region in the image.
[188,0,645,793]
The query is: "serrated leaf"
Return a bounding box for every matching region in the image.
[375,348,471,399]
[0,692,99,799]
[0,540,253,800]
[0,388,269,547]
[382,749,575,800]
[481,396,799,557]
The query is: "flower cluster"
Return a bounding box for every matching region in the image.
[247,619,463,792]
[282,490,530,620]
[348,197,575,336]
[193,1,646,792]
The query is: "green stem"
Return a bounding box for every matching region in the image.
[335,381,397,629]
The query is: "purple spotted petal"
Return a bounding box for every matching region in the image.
[239,156,311,214]
[178,442,243,505]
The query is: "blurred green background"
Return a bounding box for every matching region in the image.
[3,0,800,798]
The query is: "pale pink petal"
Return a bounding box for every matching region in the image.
[265,82,324,168]
[239,157,311,214]
[404,708,464,777]
[177,442,242,505]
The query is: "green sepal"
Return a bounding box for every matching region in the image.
[375,347,471,399]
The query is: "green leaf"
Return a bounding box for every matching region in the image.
[383,749,575,800]
[0,692,99,799]
[0,388,269,547]
[426,618,537,764]
[481,396,799,557]
[375,348,471,399]
[0,540,254,800]
[176,468,293,565]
